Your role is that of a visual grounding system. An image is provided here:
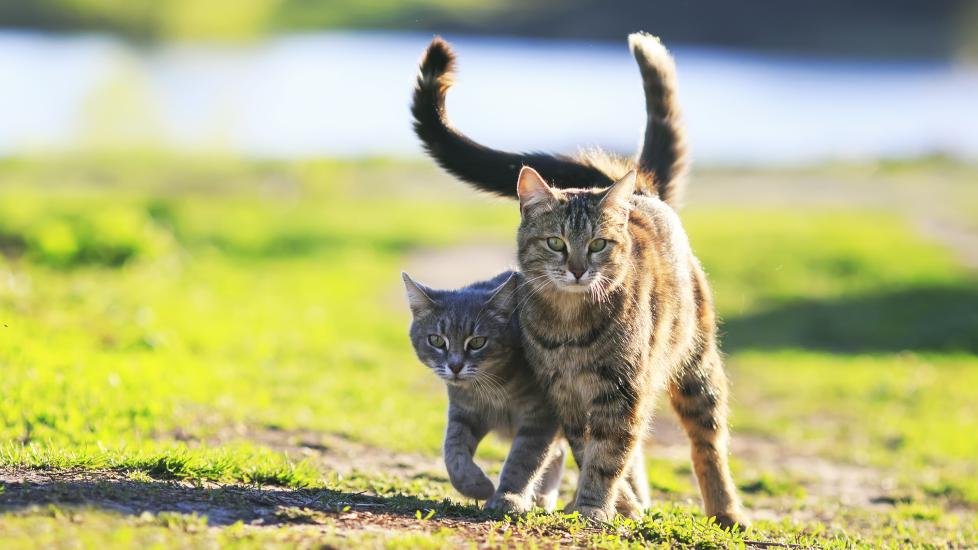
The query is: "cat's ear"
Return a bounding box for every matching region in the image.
[402,272,435,317]
[517,166,557,215]
[486,272,518,314]
[600,170,636,211]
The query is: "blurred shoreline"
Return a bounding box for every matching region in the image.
[1,0,974,59]
[2,30,977,165]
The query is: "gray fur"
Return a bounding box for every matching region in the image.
[402,270,563,512]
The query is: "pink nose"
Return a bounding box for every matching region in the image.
[570,269,585,280]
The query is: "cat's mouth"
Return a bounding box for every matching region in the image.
[552,275,595,294]
[440,367,477,385]
[444,375,474,386]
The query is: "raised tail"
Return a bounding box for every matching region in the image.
[411,37,613,197]
[629,32,689,208]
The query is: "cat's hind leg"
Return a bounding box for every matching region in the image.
[668,346,749,530]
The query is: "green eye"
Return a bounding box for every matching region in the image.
[467,336,487,350]
[428,334,446,348]
[546,237,566,251]
[588,238,607,253]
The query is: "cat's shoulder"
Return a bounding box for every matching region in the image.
[629,194,681,229]
[628,194,692,256]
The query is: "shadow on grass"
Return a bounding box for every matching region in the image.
[722,284,978,354]
[0,470,491,527]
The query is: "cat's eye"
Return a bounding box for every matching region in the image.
[588,238,607,253]
[428,334,447,349]
[467,336,487,350]
[546,237,566,252]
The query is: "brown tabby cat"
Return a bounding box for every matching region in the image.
[411,33,749,528]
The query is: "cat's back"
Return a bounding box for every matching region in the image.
[466,270,517,293]
[628,194,693,271]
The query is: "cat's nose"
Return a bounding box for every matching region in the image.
[448,362,464,374]
[570,268,586,280]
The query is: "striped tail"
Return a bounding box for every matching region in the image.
[629,32,690,208]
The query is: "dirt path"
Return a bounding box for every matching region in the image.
[0,420,903,538]
[401,242,517,290]
[0,468,507,545]
[688,168,978,269]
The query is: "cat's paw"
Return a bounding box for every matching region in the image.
[533,490,558,512]
[712,510,751,531]
[565,503,614,522]
[614,494,642,519]
[454,474,495,501]
[485,492,532,514]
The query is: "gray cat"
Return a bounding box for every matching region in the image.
[401,270,565,513]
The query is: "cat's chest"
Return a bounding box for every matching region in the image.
[533,347,605,402]
[480,400,522,434]
[453,388,523,432]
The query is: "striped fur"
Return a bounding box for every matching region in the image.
[402,271,564,513]
[515,167,749,528]
[411,34,688,208]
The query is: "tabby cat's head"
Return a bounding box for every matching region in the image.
[402,271,518,386]
[516,167,636,297]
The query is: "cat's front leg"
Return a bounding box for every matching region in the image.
[486,420,560,514]
[570,375,645,521]
[444,405,494,500]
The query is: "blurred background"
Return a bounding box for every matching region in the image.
[1,0,977,161]
[1,2,977,547]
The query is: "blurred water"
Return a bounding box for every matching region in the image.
[1,30,977,164]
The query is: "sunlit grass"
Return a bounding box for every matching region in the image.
[8,0,520,40]
[1,156,976,547]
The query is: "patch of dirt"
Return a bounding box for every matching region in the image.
[648,411,901,523]
[0,468,488,530]
[688,168,978,270]
[401,242,516,290]
[174,423,446,481]
[0,468,577,548]
[1,468,280,526]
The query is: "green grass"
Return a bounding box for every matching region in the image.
[0,0,520,40]
[1,156,976,548]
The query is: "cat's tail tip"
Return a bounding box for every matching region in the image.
[627,32,675,75]
[418,36,456,87]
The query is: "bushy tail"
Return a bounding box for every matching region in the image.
[411,37,613,197]
[629,32,689,208]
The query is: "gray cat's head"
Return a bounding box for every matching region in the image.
[402,271,518,386]
[515,166,636,297]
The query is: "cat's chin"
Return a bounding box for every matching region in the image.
[554,281,594,294]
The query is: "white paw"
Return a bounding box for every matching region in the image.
[534,491,558,512]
